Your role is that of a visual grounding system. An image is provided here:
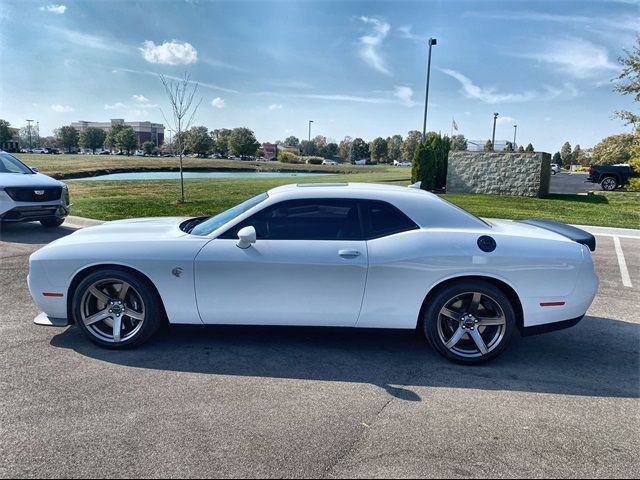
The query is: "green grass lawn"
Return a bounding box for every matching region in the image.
[13,153,640,228]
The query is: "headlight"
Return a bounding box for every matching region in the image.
[62,184,70,205]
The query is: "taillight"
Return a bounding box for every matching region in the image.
[589,166,593,176]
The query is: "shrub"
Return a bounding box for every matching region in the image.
[305,156,324,165]
[626,178,640,192]
[411,132,450,191]
[278,151,302,164]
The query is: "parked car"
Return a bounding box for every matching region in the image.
[0,151,70,227]
[586,164,638,191]
[394,160,412,167]
[354,159,367,165]
[322,160,337,165]
[28,182,598,364]
[31,147,48,154]
[551,164,560,175]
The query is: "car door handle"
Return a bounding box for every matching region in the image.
[339,250,361,258]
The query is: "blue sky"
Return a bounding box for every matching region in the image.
[0,0,637,152]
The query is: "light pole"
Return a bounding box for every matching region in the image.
[422,38,437,140]
[26,119,34,151]
[308,120,313,142]
[491,113,499,151]
[36,121,40,147]
[513,125,517,150]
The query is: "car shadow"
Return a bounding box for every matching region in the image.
[50,315,639,401]
[0,222,76,244]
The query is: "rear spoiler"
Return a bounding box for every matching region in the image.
[519,219,596,252]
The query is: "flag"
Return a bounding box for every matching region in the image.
[452,118,459,131]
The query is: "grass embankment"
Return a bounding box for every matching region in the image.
[15,153,640,228]
[16,153,378,178]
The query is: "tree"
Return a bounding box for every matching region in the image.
[591,133,635,165]
[228,127,259,156]
[338,136,352,162]
[613,35,639,125]
[450,134,467,152]
[369,137,388,163]
[518,145,526,153]
[160,72,202,203]
[525,143,534,153]
[386,134,403,163]
[0,119,12,146]
[186,126,212,157]
[299,140,317,156]
[19,124,38,149]
[503,141,514,152]
[104,123,126,152]
[210,128,232,157]
[116,126,137,155]
[560,142,572,166]
[553,151,562,166]
[350,138,369,164]
[312,135,327,149]
[572,144,587,166]
[411,132,451,191]
[484,140,493,152]
[79,127,107,154]
[401,130,422,161]
[282,136,300,147]
[57,126,79,153]
[320,142,338,159]
[142,141,156,156]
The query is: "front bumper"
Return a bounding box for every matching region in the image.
[34,312,70,327]
[0,204,69,222]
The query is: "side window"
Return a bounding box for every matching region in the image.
[362,201,418,239]
[219,199,362,240]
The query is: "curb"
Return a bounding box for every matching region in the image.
[64,215,104,228]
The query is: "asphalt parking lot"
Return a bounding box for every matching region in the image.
[550,172,592,194]
[0,221,638,478]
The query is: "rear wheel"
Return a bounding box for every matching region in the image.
[72,269,162,348]
[423,280,516,364]
[600,176,617,191]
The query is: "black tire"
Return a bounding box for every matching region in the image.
[72,268,163,349]
[600,176,618,191]
[422,280,516,364]
[40,217,65,228]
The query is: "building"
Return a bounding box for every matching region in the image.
[1,127,20,152]
[71,119,164,146]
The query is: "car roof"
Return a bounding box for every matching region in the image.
[266,182,488,230]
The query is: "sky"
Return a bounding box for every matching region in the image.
[0,0,638,152]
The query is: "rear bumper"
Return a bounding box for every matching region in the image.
[521,315,584,336]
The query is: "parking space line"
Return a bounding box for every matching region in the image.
[613,236,632,288]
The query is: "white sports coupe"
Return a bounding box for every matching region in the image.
[28,182,599,364]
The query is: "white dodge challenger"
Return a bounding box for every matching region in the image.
[28,182,599,364]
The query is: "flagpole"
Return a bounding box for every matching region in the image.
[450,116,453,137]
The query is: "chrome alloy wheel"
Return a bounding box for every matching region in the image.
[437,291,507,358]
[80,278,145,343]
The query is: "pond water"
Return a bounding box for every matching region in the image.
[74,171,334,181]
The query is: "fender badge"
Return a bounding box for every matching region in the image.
[171,267,183,278]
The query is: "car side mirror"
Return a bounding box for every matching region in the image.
[30,166,39,173]
[236,226,257,249]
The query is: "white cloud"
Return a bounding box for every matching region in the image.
[442,69,537,103]
[133,94,149,103]
[296,93,393,105]
[104,102,128,110]
[40,4,66,14]
[496,116,516,126]
[398,25,425,43]
[358,16,391,75]
[268,104,283,110]
[393,86,416,107]
[140,40,198,65]
[518,37,619,79]
[211,97,225,108]
[51,104,74,112]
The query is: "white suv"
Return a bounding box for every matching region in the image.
[0,151,70,227]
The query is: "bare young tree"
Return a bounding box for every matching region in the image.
[159,73,202,203]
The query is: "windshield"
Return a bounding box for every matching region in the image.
[191,192,269,236]
[0,152,34,174]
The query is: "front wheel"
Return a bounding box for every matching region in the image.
[72,269,163,349]
[422,280,516,364]
[40,217,65,228]
[600,177,617,191]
